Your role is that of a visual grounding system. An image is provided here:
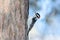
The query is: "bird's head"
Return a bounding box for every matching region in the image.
[35,13,40,19]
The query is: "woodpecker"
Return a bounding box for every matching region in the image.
[27,13,40,35]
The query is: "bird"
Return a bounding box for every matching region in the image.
[27,13,40,35]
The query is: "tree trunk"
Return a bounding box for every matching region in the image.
[0,0,28,40]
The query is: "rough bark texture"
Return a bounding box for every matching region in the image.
[0,0,28,40]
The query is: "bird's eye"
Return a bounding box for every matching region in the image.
[36,15,40,18]
[35,13,40,18]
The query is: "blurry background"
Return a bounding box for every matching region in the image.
[29,0,60,40]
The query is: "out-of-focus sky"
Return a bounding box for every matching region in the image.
[29,0,60,40]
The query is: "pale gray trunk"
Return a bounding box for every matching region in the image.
[0,0,28,40]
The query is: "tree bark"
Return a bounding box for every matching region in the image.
[0,0,28,40]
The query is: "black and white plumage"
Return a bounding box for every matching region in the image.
[27,13,40,35]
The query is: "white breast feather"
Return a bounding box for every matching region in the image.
[27,17,33,29]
